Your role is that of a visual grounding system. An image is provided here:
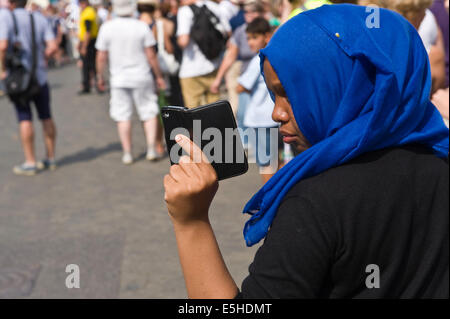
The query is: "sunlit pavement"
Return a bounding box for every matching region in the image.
[0,64,262,298]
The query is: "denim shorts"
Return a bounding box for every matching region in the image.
[14,83,51,122]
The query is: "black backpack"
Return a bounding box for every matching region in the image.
[189,4,228,61]
[4,11,41,105]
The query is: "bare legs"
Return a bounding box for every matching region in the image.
[117,120,132,154]
[155,120,165,154]
[117,116,162,160]
[19,119,57,165]
[19,121,36,165]
[42,119,56,160]
[143,117,158,150]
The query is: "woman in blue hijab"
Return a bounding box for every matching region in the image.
[164,4,449,298]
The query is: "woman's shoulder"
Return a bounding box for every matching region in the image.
[282,144,448,211]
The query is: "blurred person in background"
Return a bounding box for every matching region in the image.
[56,1,72,65]
[430,0,448,87]
[138,0,178,156]
[432,88,449,127]
[0,0,58,175]
[219,0,239,21]
[45,4,64,67]
[29,0,43,12]
[0,0,9,97]
[229,0,246,31]
[264,0,282,26]
[91,0,109,24]
[281,0,331,22]
[236,17,278,183]
[159,0,185,106]
[431,0,449,127]
[176,0,231,108]
[210,0,265,149]
[218,0,240,111]
[78,0,100,94]
[96,0,166,164]
[138,0,159,37]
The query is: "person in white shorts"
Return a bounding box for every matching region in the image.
[95,0,166,165]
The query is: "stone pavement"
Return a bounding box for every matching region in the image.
[0,64,262,298]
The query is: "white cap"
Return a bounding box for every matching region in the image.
[137,0,158,5]
[113,0,136,16]
[90,0,103,6]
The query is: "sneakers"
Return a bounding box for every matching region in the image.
[146,148,158,161]
[77,89,91,95]
[122,152,133,165]
[37,158,57,171]
[146,147,165,161]
[13,163,38,176]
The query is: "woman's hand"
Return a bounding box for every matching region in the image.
[163,135,237,298]
[164,135,219,227]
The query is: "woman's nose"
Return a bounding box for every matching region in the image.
[272,104,289,124]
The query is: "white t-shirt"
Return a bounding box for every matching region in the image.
[219,0,239,22]
[97,7,109,24]
[418,9,439,53]
[238,55,278,128]
[176,0,231,78]
[95,17,156,88]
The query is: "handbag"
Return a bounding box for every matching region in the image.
[156,19,179,76]
[4,11,41,105]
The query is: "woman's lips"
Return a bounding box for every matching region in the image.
[280,131,297,144]
[282,135,297,144]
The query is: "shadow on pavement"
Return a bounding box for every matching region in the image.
[57,142,122,167]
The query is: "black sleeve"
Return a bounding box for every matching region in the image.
[240,195,338,298]
[84,20,92,32]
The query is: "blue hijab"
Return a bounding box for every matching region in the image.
[243,4,449,247]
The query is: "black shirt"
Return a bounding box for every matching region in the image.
[240,145,449,298]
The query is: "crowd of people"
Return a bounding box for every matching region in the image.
[1,0,449,179]
[0,0,449,299]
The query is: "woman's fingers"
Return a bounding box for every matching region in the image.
[175,134,209,164]
[169,162,188,182]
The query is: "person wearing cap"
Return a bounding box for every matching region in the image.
[95,0,166,164]
[78,0,100,94]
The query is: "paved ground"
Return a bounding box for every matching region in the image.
[0,64,263,298]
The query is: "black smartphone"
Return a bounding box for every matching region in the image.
[161,100,248,181]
